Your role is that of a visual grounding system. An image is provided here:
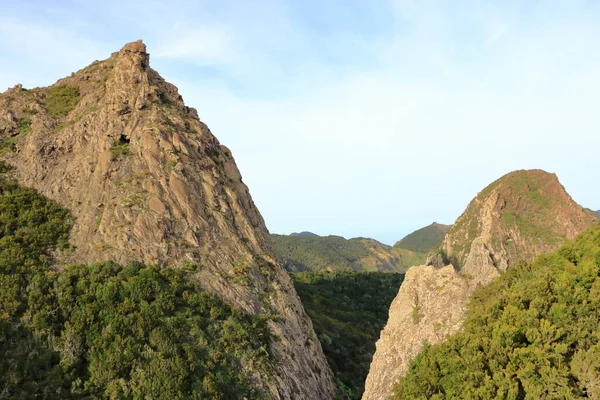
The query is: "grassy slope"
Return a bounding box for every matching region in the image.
[393,223,451,253]
[292,271,404,399]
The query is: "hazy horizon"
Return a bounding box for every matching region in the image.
[1,0,598,244]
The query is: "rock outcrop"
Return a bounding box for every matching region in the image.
[363,265,472,400]
[0,40,336,399]
[362,170,597,400]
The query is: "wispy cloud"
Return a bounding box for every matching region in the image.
[484,23,510,45]
[154,26,240,66]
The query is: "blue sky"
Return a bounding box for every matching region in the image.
[1,0,599,244]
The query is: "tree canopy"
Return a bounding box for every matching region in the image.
[293,270,403,399]
[0,176,273,399]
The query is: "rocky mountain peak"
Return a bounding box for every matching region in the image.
[120,39,147,55]
[0,42,336,399]
[430,169,596,283]
[362,169,596,400]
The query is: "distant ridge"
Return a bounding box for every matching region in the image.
[393,222,450,253]
[270,223,450,273]
[290,231,319,237]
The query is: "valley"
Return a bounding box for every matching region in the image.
[0,39,598,400]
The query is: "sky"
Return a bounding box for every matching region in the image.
[1,0,599,244]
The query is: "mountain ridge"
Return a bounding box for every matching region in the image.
[271,230,438,273]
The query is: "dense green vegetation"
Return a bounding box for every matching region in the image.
[0,177,273,399]
[393,223,450,253]
[292,270,404,399]
[272,234,372,271]
[392,224,600,399]
[43,85,80,118]
[272,234,419,272]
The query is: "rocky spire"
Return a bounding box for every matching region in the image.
[0,40,337,399]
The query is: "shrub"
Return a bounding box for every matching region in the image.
[43,85,80,118]
[110,142,130,158]
[16,117,31,134]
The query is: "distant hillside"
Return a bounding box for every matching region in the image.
[270,234,426,273]
[393,222,450,253]
[292,271,404,399]
[595,210,600,218]
[290,231,319,237]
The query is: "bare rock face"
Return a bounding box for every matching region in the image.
[362,170,597,400]
[363,265,473,400]
[0,41,336,400]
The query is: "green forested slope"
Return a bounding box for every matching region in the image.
[271,233,426,273]
[0,175,273,399]
[392,223,600,399]
[393,223,450,253]
[272,234,371,271]
[292,271,404,399]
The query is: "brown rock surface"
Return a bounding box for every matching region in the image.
[363,265,473,400]
[362,170,597,400]
[0,41,336,399]
[434,169,597,278]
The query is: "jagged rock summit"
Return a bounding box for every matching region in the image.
[362,169,597,400]
[0,40,336,399]
[429,169,597,283]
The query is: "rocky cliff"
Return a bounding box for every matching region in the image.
[362,170,596,400]
[0,41,336,399]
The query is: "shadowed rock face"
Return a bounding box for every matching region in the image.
[0,40,336,400]
[362,170,597,400]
